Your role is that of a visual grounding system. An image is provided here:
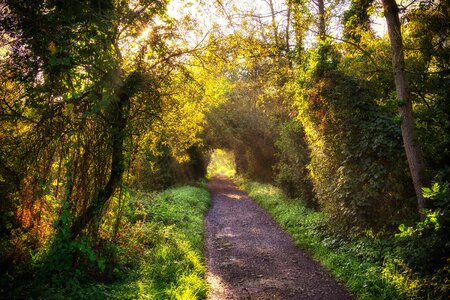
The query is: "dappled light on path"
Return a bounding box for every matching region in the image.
[205,177,351,299]
[220,193,244,200]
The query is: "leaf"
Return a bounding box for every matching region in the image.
[48,41,57,55]
[97,258,106,272]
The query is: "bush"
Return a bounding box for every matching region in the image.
[295,70,413,231]
[274,120,315,207]
[382,181,450,298]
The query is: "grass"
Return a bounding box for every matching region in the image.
[106,185,211,299]
[16,186,210,300]
[235,177,404,300]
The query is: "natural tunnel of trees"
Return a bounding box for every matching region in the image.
[0,0,449,298]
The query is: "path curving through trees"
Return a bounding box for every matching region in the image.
[205,176,352,300]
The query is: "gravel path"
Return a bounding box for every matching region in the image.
[204,176,352,300]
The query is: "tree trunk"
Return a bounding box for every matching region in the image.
[286,0,292,53]
[268,0,280,50]
[70,70,129,239]
[381,0,427,218]
[317,0,326,39]
[315,0,328,77]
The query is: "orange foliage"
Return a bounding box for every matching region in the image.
[13,176,57,252]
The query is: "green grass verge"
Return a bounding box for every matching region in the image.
[235,178,403,300]
[105,185,211,299]
[66,186,210,299]
[5,185,211,299]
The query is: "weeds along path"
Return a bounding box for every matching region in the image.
[205,176,351,300]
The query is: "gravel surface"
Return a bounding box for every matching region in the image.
[204,176,352,300]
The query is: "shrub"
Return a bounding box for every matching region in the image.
[295,70,413,231]
[382,181,450,298]
[274,120,315,207]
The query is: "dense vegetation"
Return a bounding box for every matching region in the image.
[3,184,210,298]
[1,0,449,298]
[237,178,448,299]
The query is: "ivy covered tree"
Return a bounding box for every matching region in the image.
[0,0,448,297]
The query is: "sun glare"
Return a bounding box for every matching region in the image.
[138,26,153,41]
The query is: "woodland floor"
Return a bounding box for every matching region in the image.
[205,176,352,300]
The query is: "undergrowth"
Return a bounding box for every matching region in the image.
[236,177,449,300]
[4,185,210,299]
[106,185,210,299]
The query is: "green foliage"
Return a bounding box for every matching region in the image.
[273,120,315,206]
[5,201,109,298]
[313,39,341,78]
[295,69,412,231]
[381,181,450,298]
[3,185,210,299]
[206,149,237,179]
[43,205,94,280]
[343,0,374,42]
[423,182,450,209]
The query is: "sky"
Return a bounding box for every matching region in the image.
[166,0,291,42]
[166,0,387,47]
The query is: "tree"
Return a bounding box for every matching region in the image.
[381,0,427,218]
[0,0,179,242]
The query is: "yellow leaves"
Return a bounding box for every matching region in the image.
[382,258,423,298]
[138,61,231,163]
[48,41,57,55]
[199,72,231,109]
[16,123,33,136]
[157,98,205,162]
[0,45,8,58]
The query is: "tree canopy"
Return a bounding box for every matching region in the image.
[1,0,448,298]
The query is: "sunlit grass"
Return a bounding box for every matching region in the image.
[105,186,210,299]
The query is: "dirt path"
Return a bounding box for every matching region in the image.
[204,176,352,300]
